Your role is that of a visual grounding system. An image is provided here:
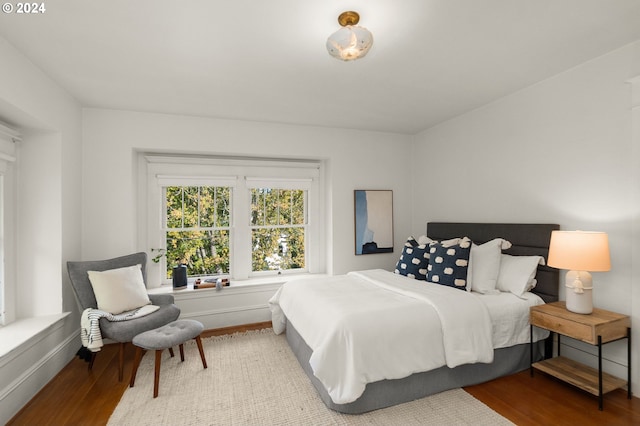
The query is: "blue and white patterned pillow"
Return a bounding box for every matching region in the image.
[394,237,429,280]
[426,237,472,290]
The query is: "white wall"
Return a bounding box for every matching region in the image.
[17,130,62,317]
[81,109,413,277]
[412,41,640,391]
[0,36,82,424]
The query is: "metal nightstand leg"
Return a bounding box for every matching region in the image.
[598,335,603,411]
[628,327,632,400]
[530,324,534,377]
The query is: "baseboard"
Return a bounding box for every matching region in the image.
[0,328,79,425]
[177,304,272,330]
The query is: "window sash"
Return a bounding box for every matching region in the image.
[163,186,232,230]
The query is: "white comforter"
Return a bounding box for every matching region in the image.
[269,269,495,404]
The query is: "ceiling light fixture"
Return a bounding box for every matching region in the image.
[326,11,373,61]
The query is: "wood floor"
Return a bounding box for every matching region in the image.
[8,323,640,425]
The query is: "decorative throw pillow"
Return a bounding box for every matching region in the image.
[394,237,430,280]
[426,237,472,290]
[417,235,461,247]
[467,238,512,294]
[496,254,545,297]
[88,264,151,314]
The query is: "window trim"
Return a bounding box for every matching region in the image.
[0,123,20,326]
[141,154,323,288]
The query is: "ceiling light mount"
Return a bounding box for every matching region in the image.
[326,10,373,61]
[337,11,360,27]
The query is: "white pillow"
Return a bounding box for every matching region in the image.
[496,254,545,297]
[88,264,151,314]
[468,238,512,294]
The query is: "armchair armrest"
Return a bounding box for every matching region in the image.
[149,294,175,306]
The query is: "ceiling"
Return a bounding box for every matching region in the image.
[1,0,640,135]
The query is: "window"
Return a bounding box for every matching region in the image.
[142,155,323,286]
[0,123,19,326]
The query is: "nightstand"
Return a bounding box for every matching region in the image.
[530,301,631,410]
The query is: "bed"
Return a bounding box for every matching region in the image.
[269,222,560,414]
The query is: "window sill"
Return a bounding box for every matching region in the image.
[148,273,327,296]
[0,313,70,362]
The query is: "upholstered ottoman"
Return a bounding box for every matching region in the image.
[129,319,207,397]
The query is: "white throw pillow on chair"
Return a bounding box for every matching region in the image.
[88,264,151,314]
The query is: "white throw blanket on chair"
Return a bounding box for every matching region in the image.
[80,305,160,352]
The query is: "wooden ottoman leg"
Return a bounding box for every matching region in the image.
[153,350,163,398]
[195,335,207,369]
[168,347,175,358]
[129,347,144,388]
[179,344,185,362]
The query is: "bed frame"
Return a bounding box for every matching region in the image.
[285,222,560,414]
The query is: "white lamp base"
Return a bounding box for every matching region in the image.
[565,270,593,314]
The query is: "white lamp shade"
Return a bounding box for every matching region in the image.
[547,230,611,272]
[326,26,373,61]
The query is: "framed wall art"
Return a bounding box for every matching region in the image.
[354,190,394,255]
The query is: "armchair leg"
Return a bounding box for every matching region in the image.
[88,352,97,371]
[118,342,126,382]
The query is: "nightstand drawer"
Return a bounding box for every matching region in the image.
[530,310,593,342]
[530,302,630,345]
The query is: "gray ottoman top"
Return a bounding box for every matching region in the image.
[133,319,204,350]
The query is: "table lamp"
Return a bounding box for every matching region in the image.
[547,230,610,314]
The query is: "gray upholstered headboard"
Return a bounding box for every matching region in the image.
[427,222,560,303]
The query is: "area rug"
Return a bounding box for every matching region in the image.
[108,329,513,425]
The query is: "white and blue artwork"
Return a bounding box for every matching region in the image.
[354,190,394,255]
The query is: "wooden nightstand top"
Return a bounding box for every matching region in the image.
[530,301,630,345]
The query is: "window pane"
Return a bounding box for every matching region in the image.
[199,187,216,228]
[215,187,231,227]
[183,186,198,228]
[279,190,292,224]
[264,189,278,226]
[252,227,305,271]
[165,230,229,278]
[291,190,305,224]
[166,187,183,228]
[250,188,265,226]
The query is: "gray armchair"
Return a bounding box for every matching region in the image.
[67,252,181,381]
